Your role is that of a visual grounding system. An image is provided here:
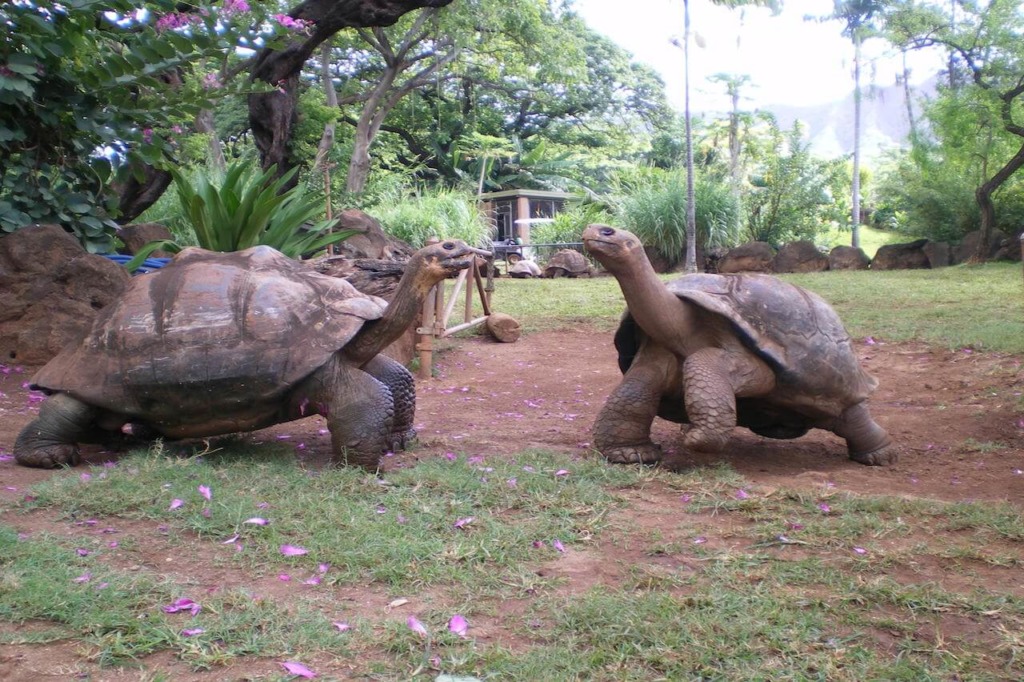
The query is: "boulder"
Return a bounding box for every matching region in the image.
[117,223,174,256]
[922,241,951,268]
[333,209,416,261]
[828,245,871,270]
[771,240,829,273]
[0,224,130,365]
[717,241,775,274]
[953,229,1011,263]
[871,239,930,270]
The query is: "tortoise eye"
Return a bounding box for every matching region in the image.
[443,242,455,250]
[600,227,615,237]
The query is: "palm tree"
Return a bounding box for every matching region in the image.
[677,0,779,272]
[829,0,883,249]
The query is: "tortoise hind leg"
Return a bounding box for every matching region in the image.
[829,402,897,466]
[14,393,98,468]
[361,355,416,451]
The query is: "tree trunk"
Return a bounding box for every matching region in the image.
[114,165,173,224]
[248,0,454,184]
[682,0,697,273]
[850,31,862,249]
[194,108,226,173]
[972,142,1024,261]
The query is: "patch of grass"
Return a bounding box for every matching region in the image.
[6,455,1024,678]
[483,262,1024,353]
[22,445,646,593]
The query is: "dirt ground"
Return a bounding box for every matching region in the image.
[2,328,1024,679]
[5,329,1024,502]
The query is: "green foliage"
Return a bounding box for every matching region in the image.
[0,0,280,251]
[744,117,849,247]
[873,146,979,241]
[530,203,613,244]
[612,168,739,266]
[130,162,352,266]
[368,187,490,248]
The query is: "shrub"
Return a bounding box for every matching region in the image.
[612,169,738,266]
[368,187,490,248]
[129,161,352,266]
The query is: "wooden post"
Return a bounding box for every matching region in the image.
[416,286,437,380]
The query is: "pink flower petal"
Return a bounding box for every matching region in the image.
[280,661,317,679]
[332,621,351,632]
[318,563,330,574]
[243,517,269,525]
[735,489,750,500]
[222,534,240,544]
[169,499,184,510]
[198,485,211,501]
[554,469,570,477]
[181,628,205,637]
[817,503,831,514]
[454,517,474,529]
[303,575,321,586]
[73,572,91,583]
[552,539,565,553]
[163,598,201,616]
[280,544,308,557]
[853,546,868,555]
[407,616,428,637]
[279,574,292,581]
[448,614,468,637]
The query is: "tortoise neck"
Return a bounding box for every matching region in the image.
[612,255,694,347]
[343,266,428,366]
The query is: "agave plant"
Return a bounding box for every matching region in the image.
[127,161,354,268]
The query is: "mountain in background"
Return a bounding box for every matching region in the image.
[758,76,938,161]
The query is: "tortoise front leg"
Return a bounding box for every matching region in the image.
[291,359,394,469]
[593,345,677,464]
[681,348,775,453]
[14,393,97,468]
[361,354,417,451]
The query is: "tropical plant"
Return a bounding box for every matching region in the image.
[614,169,738,266]
[129,162,352,266]
[744,119,849,247]
[530,203,613,244]
[368,187,490,248]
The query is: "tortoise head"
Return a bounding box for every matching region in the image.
[408,239,491,290]
[582,224,646,273]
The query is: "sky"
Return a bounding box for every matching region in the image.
[573,0,945,113]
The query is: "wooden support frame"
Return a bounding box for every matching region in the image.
[415,256,494,379]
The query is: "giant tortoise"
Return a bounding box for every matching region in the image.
[582,224,895,466]
[14,240,487,469]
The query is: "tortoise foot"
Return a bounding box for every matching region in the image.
[600,443,663,465]
[682,427,731,454]
[15,444,81,469]
[850,443,898,466]
[388,428,417,452]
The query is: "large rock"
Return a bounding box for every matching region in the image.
[117,222,174,256]
[718,241,775,274]
[828,245,871,270]
[953,229,1011,263]
[923,241,951,268]
[871,239,930,270]
[333,209,416,260]
[771,240,829,273]
[0,224,130,365]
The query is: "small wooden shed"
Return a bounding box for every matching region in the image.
[478,189,575,244]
